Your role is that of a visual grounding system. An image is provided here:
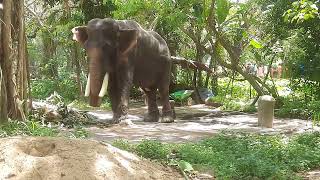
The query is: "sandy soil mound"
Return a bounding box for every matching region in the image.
[0,137,182,180]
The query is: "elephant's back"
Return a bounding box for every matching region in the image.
[115,20,142,30]
[148,31,170,57]
[115,20,169,56]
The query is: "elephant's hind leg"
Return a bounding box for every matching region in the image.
[143,88,160,122]
[159,86,174,123]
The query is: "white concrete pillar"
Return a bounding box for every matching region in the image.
[258,95,276,128]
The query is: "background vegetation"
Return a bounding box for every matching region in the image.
[0,0,320,179]
[19,0,319,120]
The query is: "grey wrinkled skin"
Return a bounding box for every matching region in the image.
[73,18,174,123]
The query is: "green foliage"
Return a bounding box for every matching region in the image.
[135,139,170,160]
[276,98,320,120]
[284,0,319,23]
[178,160,194,172]
[68,126,89,139]
[112,139,134,152]
[114,133,320,179]
[216,0,231,24]
[242,105,257,113]
[221,99,243,111]
[259,0,320,101]
[31,72,80,101]
[206,77,258,111]
[249,39,263,49]
[0,119,90,139]
[0,120,59,137]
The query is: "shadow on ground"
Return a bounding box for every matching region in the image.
[86,102,319,143]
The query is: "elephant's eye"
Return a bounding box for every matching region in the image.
[104,40,112,47]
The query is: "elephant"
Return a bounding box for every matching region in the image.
[72,18,174,123]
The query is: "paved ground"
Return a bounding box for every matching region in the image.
[85,102,319,143]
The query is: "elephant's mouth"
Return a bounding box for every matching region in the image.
[84,73,109,98]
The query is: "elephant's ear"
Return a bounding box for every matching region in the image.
[72,26,88,46]
[118,29,138,56]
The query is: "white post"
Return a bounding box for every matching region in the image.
[258,95,275,128]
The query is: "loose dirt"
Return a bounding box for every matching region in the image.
[0,137,182,180]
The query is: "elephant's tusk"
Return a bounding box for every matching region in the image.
[84,73,90,97]
[99,73,109,97]
[72,28,78,41]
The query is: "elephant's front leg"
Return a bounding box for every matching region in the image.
[108,73,120,122]
[110,66,133,123]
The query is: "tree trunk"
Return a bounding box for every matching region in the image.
[0,6,8,122]
[205,56,215,88]
[0,0,28,121]
[195,46,204,88]
[41,32,58,78]
[16,0,28,118]
[235,65,266,96]
[25,38,32,110]
[0,66,8,123]
[193,69,203,104]
[2,0,19,119]
[0,4,7,123]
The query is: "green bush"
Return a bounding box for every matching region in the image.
[135,139,170,160]
[276,98,320,120]
[31,77,79,101]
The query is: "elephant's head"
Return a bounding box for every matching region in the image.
[72,18,138,107]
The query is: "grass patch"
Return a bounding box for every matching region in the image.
[67,126,90,139]
[0,120,59,137]
[0,120,90,139]
[113,133,320,179]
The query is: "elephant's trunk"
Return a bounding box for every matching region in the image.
[87,48,107,107]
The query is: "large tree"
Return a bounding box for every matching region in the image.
[0,0,29,122]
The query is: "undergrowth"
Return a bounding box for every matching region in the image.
[0,120,89,139]
[276,99,320,120]
[113,132,320,179]
[0,120,59,137]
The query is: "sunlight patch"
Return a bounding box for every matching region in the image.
[95,154,114,173]
[106,144,139,161]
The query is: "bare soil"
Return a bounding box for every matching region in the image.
[86,102,319,143]
[0,137,183,180]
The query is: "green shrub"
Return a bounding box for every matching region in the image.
[276,98,320,120]
[135,139,170,160]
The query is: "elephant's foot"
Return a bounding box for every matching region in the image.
[111,114,128,124]
[111,105,129,123]
[143,111,159,122]
[159,111,174,123]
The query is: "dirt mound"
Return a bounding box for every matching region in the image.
[0,137,182,180]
